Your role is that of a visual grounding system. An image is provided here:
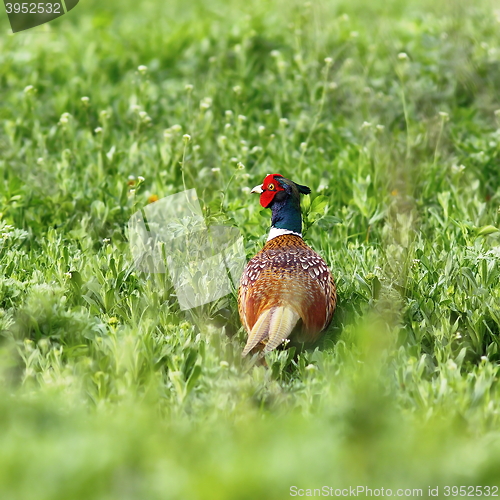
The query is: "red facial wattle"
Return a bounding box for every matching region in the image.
[260,190,276,208]
[259,173,285,208]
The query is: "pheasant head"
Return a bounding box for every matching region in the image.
[251,173,311,237]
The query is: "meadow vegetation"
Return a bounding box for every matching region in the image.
[1,0,500,497]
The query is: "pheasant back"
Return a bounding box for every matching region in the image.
[238,234,336,355]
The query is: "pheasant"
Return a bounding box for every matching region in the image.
[238,173,336,356]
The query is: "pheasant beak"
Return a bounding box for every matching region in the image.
[251,184,263,194]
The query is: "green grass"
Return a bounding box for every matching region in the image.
[1,0,500,497]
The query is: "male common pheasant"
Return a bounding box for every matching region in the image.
[238,173,336,356]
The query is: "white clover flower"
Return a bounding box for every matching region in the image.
[300,142,307,151]
[23,85,35,94]
[237,162,245,170]
[398,52,409,61]
[185,84,194,92]
[279,117,289,126]
[211,167,220,173]
[137,65,148,74]
[233,85,242,94]
[238,114,247,122]
[241,186,251,194]
[360,121,372,130]
[219,360,229,368]
[137,176,145,182]
[305,364,317,371]
[37,157,44,165]
[324,57,333,66]
[24,338,34,350]
[270,50,281,58]
[225,110,233,118]
[94,127,103,134]
[99,109,111,122]
[138,112,151,125]
[439,111,449,120]
[200,97,213,110]
[182,134,191,142]
[451,164,466,174]
[171,124,182,133]
[81,96,90,104]
[224,123,231,130]
[59,112,71,126]
[258,125,266,134]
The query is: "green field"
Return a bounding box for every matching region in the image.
[1,0,500,498]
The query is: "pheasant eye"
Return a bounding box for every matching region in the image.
[267,183,275,190]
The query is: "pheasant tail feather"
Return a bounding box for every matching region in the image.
[242,308,273,356]
[242,306,300,356]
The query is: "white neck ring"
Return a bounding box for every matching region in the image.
[267,227,302,242]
